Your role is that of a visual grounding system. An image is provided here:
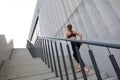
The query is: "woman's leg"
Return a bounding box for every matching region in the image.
[77,43,89,74]
[76,42,85,67]
[73,52,80,63]
[71,42,85,66]
[71,42,84,72]
[71,42,79,63]
[73,53,85,67]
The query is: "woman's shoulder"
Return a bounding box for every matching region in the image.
[65,31,69,36]
[72,31,80,35]
[72,30,76,34]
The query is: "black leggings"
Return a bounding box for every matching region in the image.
[71,42,85,67]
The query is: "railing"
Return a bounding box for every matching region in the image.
[26,36,120,80]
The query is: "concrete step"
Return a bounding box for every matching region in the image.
[104,77,118,80]
[0,48,117,80]
[2,48,39,68]
[0,48,55,80]
[9,72,55,80]
[48,68,118,80]
[48,72,108,80]
[3,58,42,68]
[55,56,89,72]
[78,72,108,80]
[9,48,33,60]
[0,59,54,80]
[10,70,117,80]
[56,69,95,78]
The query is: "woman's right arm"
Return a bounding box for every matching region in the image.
[65,32,68,38]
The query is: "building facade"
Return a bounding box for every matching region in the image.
[28,0,120,77]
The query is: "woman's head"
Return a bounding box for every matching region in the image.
[67,24,72,31]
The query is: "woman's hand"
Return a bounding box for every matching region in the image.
[74,31,82,40]
[80,42,83,46]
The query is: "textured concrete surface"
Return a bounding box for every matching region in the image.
[0,35,13,66]
[0,48,55,80]
[0,48,118,80]
[0,35,7,65]
[6,40,14,60]
[28,0,120,77]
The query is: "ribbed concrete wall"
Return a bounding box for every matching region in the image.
[33,0,120,40]
[28,0,120,77]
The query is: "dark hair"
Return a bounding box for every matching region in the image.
[67,24,72,32]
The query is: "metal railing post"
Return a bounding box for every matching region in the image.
[43,39,47,63]
[88,49,102,80]
[54,41,63,80]
[45,39,50,68]
[39,38,42,58]
[75,42,87,80]
[37,38,40,57]
[66,43,77,80]
[50,40,58,77]
[48,40,54,72]
[41,39,44,61]
[42,39,45,62]
[59,42,69,80]
[109,55,120,80]
[107,47,120,80]
[44,39,48,64]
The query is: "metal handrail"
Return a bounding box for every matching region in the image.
[40,36,120,80]
[27,36,120,80]
[41,36,120,49]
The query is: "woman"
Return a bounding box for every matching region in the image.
[65,24,89,74]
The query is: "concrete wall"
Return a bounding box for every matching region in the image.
[28,0,120,77]
[29,0,120,40]
[6,40,14,60]
[0,35,14,66]
[0,35,7,65]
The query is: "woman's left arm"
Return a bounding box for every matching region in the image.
[65,32,68,38]
[75,32,82,46]
[75,32,82,40]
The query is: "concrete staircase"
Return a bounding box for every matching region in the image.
[0,48,55,80]
[0,48,118,80]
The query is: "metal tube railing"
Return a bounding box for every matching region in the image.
[47,40,54,72]
[45,39,50,68]
[40,38,43,60]
[27,36,120,80]
[54,41,63,80]
[59,42,69,80]
[42,39,46,63]
[42,36,120,49]
[74,43,88,80]
[66,43,77,80]
[41,39,44,61]
[88,49,102,80]
[50,40,58,77]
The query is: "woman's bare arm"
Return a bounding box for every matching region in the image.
[74,32,82,40]
[65,32,68,38]
[74,31,82,46]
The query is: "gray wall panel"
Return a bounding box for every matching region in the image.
[29,0,120,77]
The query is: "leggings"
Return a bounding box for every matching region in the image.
[71,42,85,67]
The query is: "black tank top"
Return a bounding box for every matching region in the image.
[67,32,76,38]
